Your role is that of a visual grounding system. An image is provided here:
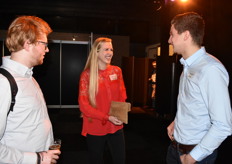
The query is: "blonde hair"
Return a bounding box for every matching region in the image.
[6,15,52,52]
[84,37,112,107]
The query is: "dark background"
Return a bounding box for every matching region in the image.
[0,0,232,122]
[0,0,232,163]
[1,0,232,114]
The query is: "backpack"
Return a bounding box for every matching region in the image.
[0,68,18,116]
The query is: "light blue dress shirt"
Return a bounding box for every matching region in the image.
[0,56,54,164]
[174,47,232,161]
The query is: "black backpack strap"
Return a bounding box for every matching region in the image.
[0,68,18,116]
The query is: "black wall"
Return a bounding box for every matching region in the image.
[33,42,89,106]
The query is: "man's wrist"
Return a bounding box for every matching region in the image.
[187,154,196,163]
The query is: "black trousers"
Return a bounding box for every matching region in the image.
[166,144,218,164]
[86,129,125,164]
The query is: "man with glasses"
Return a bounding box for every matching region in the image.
[37,41,49,49]
[0,16,61,164]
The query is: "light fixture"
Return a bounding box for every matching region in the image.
[72,35,78,41]
[180,0,188,2]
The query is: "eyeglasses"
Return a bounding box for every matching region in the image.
[37,41,48,49]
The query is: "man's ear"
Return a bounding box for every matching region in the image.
[183,30,191,41]
[23,40,31,51]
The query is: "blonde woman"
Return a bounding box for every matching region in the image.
[78,37,127,164]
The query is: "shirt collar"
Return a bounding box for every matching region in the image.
[2,56,33,77]
[180,47,206,67]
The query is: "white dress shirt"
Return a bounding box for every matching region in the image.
[0,56,54,164]
[174,47,232,161]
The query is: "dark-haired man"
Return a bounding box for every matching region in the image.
[166,12,232,164]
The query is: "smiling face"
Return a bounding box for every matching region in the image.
[168,25,186,55]
[97,41,113,70]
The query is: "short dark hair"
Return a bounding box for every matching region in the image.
[171,12,205,46]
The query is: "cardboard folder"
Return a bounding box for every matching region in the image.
[109,101,131,124]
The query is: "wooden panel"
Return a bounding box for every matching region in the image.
[133,58,149,106]
[122,56,134,103]
[122,57,151,106]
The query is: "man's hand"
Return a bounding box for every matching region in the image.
[167,121,174,141]
[40,150,61,164]
[180,154,196,164]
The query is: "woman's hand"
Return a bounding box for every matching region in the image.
[109,116,123,125]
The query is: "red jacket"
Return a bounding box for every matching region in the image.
[78,65,127,136]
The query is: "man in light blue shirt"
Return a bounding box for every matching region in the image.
[166,12,232,164]
[0,16,61,164]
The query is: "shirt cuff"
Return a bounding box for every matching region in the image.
[104,115,109,121]
[102,115,109,125]
[22,152,37,164]
[189,145,208,161]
